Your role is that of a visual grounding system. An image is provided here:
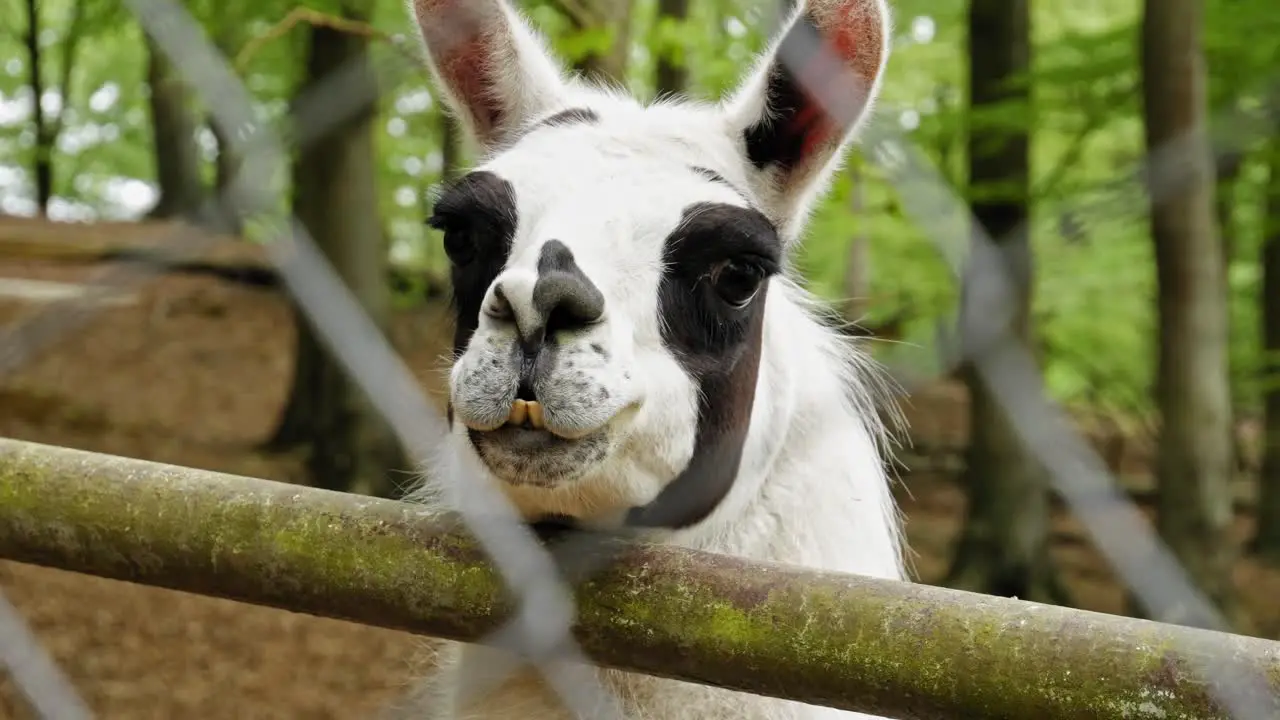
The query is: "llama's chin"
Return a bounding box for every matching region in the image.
[465,425,611,488]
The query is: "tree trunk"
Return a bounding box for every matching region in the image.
[264,145,321,454]
[209,119,244,234]
[655,0,690,96]
[842,159,871,324]
[573,0,633,84]
[1215,140,1246,474]
[206,27,244,235]
[1253,106,1280,566]
[1215,153,1243,279]
[24,0,51,215]
[143,34,206,221]
[946,0,1062,604]
[1139,0,1239,625]
[267,10,406,498]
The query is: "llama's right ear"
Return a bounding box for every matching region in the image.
[410,0,569,149]
[723,0,891,232]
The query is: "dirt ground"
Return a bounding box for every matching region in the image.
[1,235,1279,719]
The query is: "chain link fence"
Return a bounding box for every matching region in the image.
[0,0,1277,717]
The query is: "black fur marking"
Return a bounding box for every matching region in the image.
[690,165,733,188]
[497,108,601,154]
[690,165,751,202]
[529,514,581,543]
[743,11,881,175]
[743,15,823,172]
[626,203,782,529]
[427,170,519,359]
[537,107,600,129]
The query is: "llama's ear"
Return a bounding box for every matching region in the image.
[410,0,569,148]
[725,0,890,225]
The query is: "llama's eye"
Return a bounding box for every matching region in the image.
[429,214,477,266]
[442,228,477,266]
[708,259,766,309]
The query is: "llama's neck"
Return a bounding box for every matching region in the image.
[669,278,906,582]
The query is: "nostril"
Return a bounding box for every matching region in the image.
[533,273,605,330]
[533,274,605,343]
[545,302,596,336]
[532,240,605,338]
[487,284,515,321]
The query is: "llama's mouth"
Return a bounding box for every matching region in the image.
[464,402,612,487]
[461,399,599,440]
[471,423,582,452]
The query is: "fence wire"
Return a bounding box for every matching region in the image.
[0,0,1277,718]
[0,591,92,720]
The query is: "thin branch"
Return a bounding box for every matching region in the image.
[47,0,87,139]
[233,7,420,72]
[545,0,603,30]
[1031,82,1137,201]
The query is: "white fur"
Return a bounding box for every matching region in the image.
[398,2,908,718]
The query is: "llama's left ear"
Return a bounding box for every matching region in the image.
[410,0,570,150]
[724,0,891,228]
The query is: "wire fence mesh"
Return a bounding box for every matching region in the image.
[0,0,1277,718]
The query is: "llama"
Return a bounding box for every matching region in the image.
[399,0,907,717]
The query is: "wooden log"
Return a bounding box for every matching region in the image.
[0,437,1277,719]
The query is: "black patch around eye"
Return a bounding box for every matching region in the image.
[624,202,780,531]
[658,202,780,361]
[427,170,518,356]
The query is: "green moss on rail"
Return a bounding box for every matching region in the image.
[0,439,510,638]
[2,437,1279,719]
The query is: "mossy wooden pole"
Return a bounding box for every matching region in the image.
[1,438,1278,719]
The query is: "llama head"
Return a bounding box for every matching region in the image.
[411,0,891,528]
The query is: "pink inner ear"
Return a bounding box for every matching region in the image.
[444,36,504,136]
[786,5,884,160]
[825,2,884,93]
[415,0,505,137]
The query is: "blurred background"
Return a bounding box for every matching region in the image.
[0,0,1279,716]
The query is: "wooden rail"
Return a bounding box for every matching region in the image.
[0,437,1278,719]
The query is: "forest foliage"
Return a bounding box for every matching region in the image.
[0,0,1278,422]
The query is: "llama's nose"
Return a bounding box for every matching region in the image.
[514,239,603,354]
